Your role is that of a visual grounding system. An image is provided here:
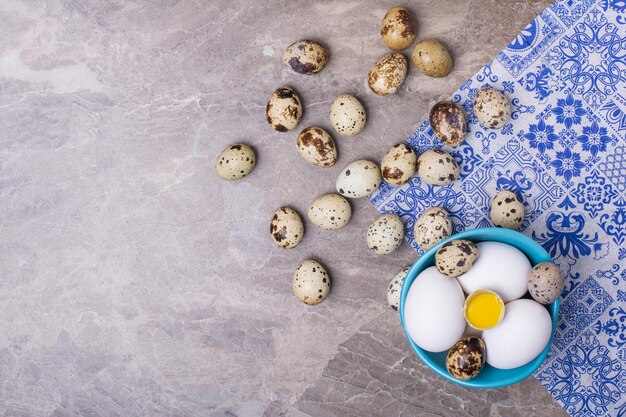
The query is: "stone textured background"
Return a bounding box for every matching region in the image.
[0,1,568,416]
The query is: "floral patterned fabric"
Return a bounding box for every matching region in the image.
[369,1,626,415]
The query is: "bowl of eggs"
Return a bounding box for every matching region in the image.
[399,227,562,389]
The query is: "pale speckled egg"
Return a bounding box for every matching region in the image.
[413,207,452,250]
[491,190,525,229]
[474,88,511,129]
[381,143,417,186]
[292,259,331,305]
[368,53,408,96]
[283,40,328,75]
[308,194,352,230]
[296,127,337,167]
[435,239,479,278]
[336,160,381,198]
[387,266,410,311]
[380,6,417,51]
[366,213,405,255]
[330,94,366,136]
[528,262,564,305]
[417,149,459,186]
[412,39,453,78]
[429,101,467,146]
[270,207,304,249]
[266,87,303,132]
[446,337,486,380]
[215,144,256,180]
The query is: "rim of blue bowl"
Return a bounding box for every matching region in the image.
[399,227,560,389]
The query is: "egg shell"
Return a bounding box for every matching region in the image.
[296,127,337,167]
[215,144,256,180]
[381,143,417,186]
[403,266,466,352]
[456,241,531,302]
[528,262,564,305]
[380,7,416,51]
[368,53,408,96]
[308,194,352,230]
[417,149,459,186]
[446,336,486,380]
[366,213,404,255]
[387,266,410,311]
[474,88,511,129]
[336,160,381,198]
[413,207,452,250]
[292,259,331,305]
[429,101,467,146]
[266,87,303,132]
[435,239,479,278]
[283,40,328,75]
[330,94,366,136]
[490,190,525,230]
[482,299,552,369]
[411,39,453,78]
[270,207,304,249]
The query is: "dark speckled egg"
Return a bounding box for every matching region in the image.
[446,336,486,380]
[429,101,467,146]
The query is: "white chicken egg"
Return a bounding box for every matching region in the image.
[482,299,552,369]
[403,266,466,352]
[456,241,531,302]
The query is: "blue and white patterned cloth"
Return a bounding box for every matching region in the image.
[370,1,626,415]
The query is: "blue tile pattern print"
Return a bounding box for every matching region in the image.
[369,1,626,415]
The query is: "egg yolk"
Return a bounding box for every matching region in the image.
[466,292,503,329]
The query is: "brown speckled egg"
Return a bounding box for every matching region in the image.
[435,239,479,277]
[387,266,410,311]
[490,190,524,229]
[292,259,330,305]
[473,88,511,129]
[297,127,337,167]
[380,7,417,51]
[429,101,467,146]
[330,94,366,136]
[270,207,304,249]
[446,337,486,380]
[266,87,303,132]
[215,144,256,180]
[381,143,417,186]
[366,213,404,255]
[417,149,459,186]
[413,207,452,250]
[412,39,453,78]
[368,53,408,96]
[283,40,328,75]
[528,262,564,305]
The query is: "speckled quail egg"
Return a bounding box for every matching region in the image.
[446,337,486,380]
[380,6,417,51]
[387,266,410,311]
[435,239,479,277]
[412,39,453,78]
[474,87,511,129]
[381,143,417,186]
[297,127,337,167]
[429,101,467,146]
[368,53,408,96]
[215,144,256,180]
[417,149,459,186]
[270,207,304,249]
[490,190,524,229]
[336,160,381,198]
[292,259,330,305]
[330,94,366,136]
[266,87,303,132]
[283,40,328,75]
[366,214,405,255]
[308,194,352,230]
[528,262,564,305]
[413,207,452,250]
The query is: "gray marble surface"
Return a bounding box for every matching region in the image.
[0,1,569,416]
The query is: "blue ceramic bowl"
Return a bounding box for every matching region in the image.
[399,227,560,389]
